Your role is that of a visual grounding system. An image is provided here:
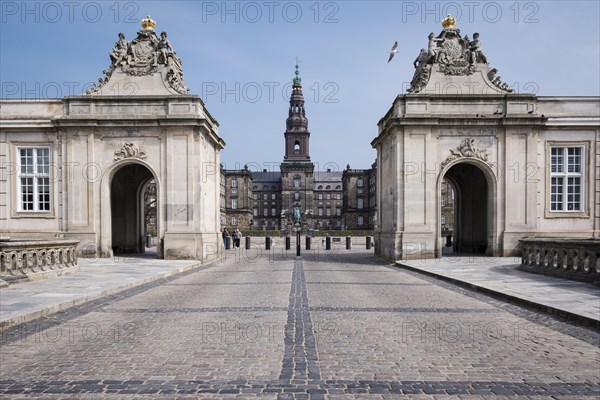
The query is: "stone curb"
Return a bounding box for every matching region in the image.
[0,260,203,331]
[396,262,600,329]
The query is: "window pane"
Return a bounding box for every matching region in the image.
[550,147,563,173]
[567,147,581,173]
[37,148,50,175]
[550,177,563,211]
[37,177,50,211]
[567,177,581,211]
[20,148,34,174]
[21,177,34,210]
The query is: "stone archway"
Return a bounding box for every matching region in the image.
[442,162,491,255]
[110,163,155,255]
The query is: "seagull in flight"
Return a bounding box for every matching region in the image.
[387,41,398,63]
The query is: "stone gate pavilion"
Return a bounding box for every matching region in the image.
[372,16,599,261]
[0,17,225,261]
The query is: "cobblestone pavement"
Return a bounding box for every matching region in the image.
[0,248,598,399]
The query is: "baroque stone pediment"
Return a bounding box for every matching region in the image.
[86,16,188,96]
[407,15,513,94]
[441,138,490,168]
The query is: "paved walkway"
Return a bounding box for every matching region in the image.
[2,250,599,331]
[1,255,200,329]
[1,249,598,398]
[397,256,600,325]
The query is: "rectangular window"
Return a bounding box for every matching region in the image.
[326,208,331,216]
[271,207,277,216]
[326,193,331,200]
[271,193,276,200]
[263,208,268,216]
[231,188,237,196]
[441,215,446,225]
[263,193,267,200]
[231,178,238,188]
[550,146,584,212]
[318,193,323,200]
[357,216,364,226]
[231,216,238,226]
[441,196,446,206]
[253,193,258,200]
[18,147,51,212]
[253,208,258,217]
[357,178,364,188]
[357,197,364,209]
[318,207,323,216]
[336,207,341,216]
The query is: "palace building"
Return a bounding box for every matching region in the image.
[220,65,377,233]
[372,16,599,260]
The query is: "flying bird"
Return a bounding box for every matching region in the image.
[387,41,398,63]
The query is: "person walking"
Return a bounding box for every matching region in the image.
[235,228,242,248]
[222,228,230,249]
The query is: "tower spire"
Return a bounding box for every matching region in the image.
[293,57,301,85]
[283,59,310,161]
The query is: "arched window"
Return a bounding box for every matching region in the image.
[294,141,300,154]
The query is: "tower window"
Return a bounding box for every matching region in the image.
[294,141,300,154]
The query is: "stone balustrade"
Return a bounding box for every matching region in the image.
[519,238,600,284]
[0,240,80,284]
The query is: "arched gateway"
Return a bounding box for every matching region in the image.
[1,16,225,262]
[372,15,599,261]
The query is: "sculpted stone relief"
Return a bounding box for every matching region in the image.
[114,142,147,161]
[441,138,491,168]
[408,15,513,94]
[87,16,188,95]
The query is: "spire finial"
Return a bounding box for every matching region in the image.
[293,57,301,85]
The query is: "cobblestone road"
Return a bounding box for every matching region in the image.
[1,248,599,399]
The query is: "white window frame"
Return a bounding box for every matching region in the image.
[357,197,364,209]
[547,143,588,218]
[231,198,238,209]
[16,146,52,213]
[231,216,238,226]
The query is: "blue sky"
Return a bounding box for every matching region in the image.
[2,1,599,169]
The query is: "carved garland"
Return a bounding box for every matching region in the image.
[441,138,490,168]
[114,142,147,161]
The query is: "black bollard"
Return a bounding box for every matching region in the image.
[296,231,301,257]
[366,236,372,250]
[325,236,331,250]
[285,236,291,250]
[266,236,271,250]
[346,236,352,250]
[445,235,452,247]
[225,236,231,250]
[305,236,311,250]
[245,236,251,250]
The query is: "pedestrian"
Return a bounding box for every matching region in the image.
[222,228,230,249]
[231,228,238,249]
[235,228,242,248]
